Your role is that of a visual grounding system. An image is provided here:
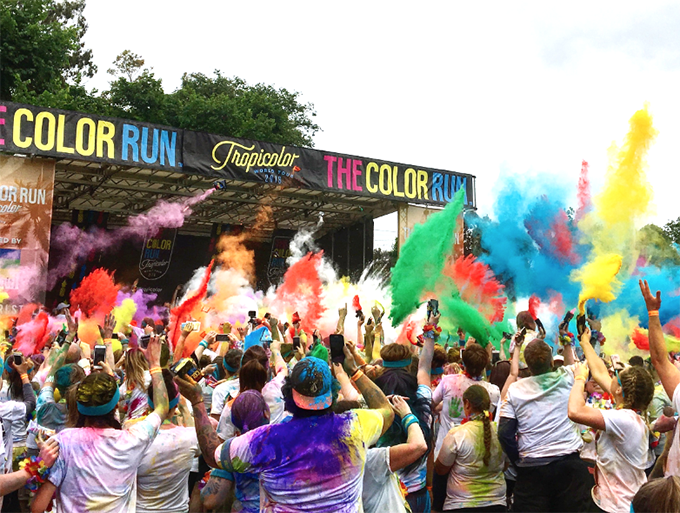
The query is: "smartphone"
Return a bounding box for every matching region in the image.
[293,336,301,350]
[610,354,621,369]
[13,353,22,365]
[492,351,500,365]
[535,318,545,333]
[560,310,575,331]
[55,329,67,347]
[171,358,202,382]
[111,333,118,340]
[502,331,513,340]
[181,321,201,332]
[93,345,106,366]
[139,334,151,349]
[248,311,257,319]
[215,334,230,342]
[427,299,439,317]
[329,334,345,364]
[577,314,586,336]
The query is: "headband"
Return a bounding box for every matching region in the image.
[148,395,180,410]
[383,358,413,369]
[77,387,120,416]
[224,361,238,373]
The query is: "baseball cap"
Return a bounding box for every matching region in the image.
[290,357,332,410]
[56,302,70,311]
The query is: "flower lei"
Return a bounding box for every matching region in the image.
[461,412,489,424]
[422,324,442,339]
[559,332,576,346]
[463,370,482,381]
[19,455,50,492]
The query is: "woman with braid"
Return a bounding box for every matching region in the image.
[434,385,508,512]
[31,335,169,513]
[568,327,655,513]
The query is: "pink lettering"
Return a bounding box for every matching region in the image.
[324,155,337,187]
[352,159,363,191]
[337,157,351,190]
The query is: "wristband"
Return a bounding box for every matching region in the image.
[192,399,204,408]
[350,370,364,383]
[199,340,208,349]
[402,414,419,431]
[20,373,28,381]
[149,367,162,375]
[648,310,659,317]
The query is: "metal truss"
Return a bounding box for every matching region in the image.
[52,160,397,239]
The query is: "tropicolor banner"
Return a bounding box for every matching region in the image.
[0,102,475,207]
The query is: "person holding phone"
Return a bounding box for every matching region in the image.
[568,327,655,513]
[31,334,169,513]
[176,347,394,512]
[119,348,151,425]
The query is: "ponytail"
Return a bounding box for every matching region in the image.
[482,413,491,467]
[463,385,492,467]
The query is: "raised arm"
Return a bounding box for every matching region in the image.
[579,327,611,394]
[417,313,439,388]
[387,396,428,471]
[176,374,221,468]
[568,362,605,430]
[343,346,394,435]
[336,304,347,335]
[269,340,288,378]
[11,358,36,420]
[640,280,680,398]
[145,335,169,419]
[332,362,360,402]
[196,331,217,360]
[501,334,523,400]
[173,326,193,364]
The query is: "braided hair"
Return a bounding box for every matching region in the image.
[463,385,492,467]
[618,365,655,426]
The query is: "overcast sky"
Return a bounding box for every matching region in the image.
[82,1,680,249]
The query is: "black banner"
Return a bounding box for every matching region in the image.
[0,101,475,207]
[0,102,182,171]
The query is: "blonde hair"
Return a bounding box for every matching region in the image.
[124,349,148,390]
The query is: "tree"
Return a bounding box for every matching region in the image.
[372,237,398,281]
[663,217,680,246]
[638,223,680,267]
[107,50,145,81]
[0,0,96,100]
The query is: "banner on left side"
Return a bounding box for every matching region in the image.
[0,156,55,309]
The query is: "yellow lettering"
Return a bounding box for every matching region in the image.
[56,114,74,154]
[247,152,259,173]
[96,121,115,158]
[392,166,404,198]
[417,170,429,200]
[75,118,96,156]
[34,112,56,151]
[404,168,417,199]
[366,162,378,193]
[379,164,392,196]
[13,109,33,148]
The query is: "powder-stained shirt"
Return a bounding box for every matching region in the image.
[216,409,384,513]
[499,364,583,463]
[592,409,654,513]
[219,468,261,513]
[437,420,508,511]
[49,412,162,513]
[120,371,151,423]
[136,425,200,513]
[362,447,410,513]
[433,375,500,458]
[210,377,240,416]
[664,383,680,477]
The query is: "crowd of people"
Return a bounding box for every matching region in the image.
[0,280,678,512]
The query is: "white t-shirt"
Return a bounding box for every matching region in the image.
[49,412,162,513]
[0,401,26,452]
[664,383,680,477]
[433,374,500,457]
[593,409,654,513]
[137,425,200,513]
[217,374,289,440]
[362,447,409,513]
[437,420,508,511]
[210,377,240,416]
[499,365,583,462]
[120,371,152,423]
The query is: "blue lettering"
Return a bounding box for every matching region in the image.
[122,124,140,162]
[443,174,454,202]
[141,127,159,165]
[456,176,468,204]
[432,173,444,202]
[159,130,177,166]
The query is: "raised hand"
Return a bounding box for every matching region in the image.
[100,312,116,340]
[639,279,662,312]
[389,395,412,419]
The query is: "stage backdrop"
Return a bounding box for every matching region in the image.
[0,156,55,308]
[0,101,476,208]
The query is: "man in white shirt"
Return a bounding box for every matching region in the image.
[498,338,593,511]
